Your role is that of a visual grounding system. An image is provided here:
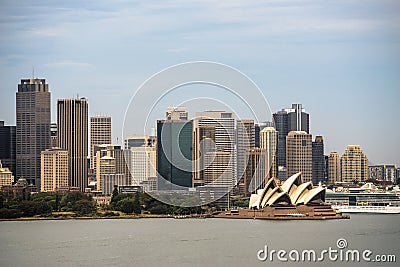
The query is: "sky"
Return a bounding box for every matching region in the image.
[0,0,399,165]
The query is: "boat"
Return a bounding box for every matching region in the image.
[325,189,400,214]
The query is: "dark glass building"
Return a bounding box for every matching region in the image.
[273,104,309,180]
[16,78,51,186]
[0,121,16,179]
[157,120,193,190]
[312,136,325,184]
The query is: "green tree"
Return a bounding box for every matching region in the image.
[133,193,141,214]
[119,198,136,214]
[111,185,119,203]
[71,199,96,215]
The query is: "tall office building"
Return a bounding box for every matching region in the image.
[254,121,274,148]
[260,127,278,179]
[90,116,112,170]
[0,121,16,178]
[312,136,325,184]
[16,78,51,187]
[327,152,340,183]
[368,165,397,183]
[340,145,368,183]
[57,98,88,191]
[129,146,157,189]
[236,120,255,185]
[50,123,58,148]
[243,148,267,196]
[273,104,309,180]
[157,118,193,190]
[40,148,69,192]
[286,131,312,182]
[194,111,236,188]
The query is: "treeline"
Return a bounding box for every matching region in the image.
[0,189,215,219]
[0,191,96,218]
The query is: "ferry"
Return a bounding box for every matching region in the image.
[326,190,400,214]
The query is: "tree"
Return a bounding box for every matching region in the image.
[71,199,96,215]
[119,198,136,214]
[111,185,119,203]
[133,193,141,214]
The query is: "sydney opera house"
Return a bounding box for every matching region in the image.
[217,172,348,220]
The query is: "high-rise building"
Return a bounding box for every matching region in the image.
[50,123,58,148]
[16,78,51,187]
[260,127,278,179]
[254,121,274,148]
[286,131,312,182]
[236,120,255,185]
[157,119,193,190]
[243,148,267,196]
[128,146,156,190]
[0,121,16,178]
[194,111,236,188]
[340,145,368,183]
[57,98,88,191]
[327,152,340,183]
[0,160,14,188]
[90,116,112,170]
[40,148,69,192]
[125,135,148,149]
[312,136,325,184]
[273,104,309,180]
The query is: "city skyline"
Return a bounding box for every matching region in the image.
[0,1,399,165]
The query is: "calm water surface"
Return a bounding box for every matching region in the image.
[0,215,399,267]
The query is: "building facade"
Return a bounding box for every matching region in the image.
[0,121,16,178]
[157,119,193,189]
[327,151,341,183]
[286,131,312,182]
[57,98,88,191]
[40,148,69,192]
[236,120,255,185]
[90,116,112,170]
[312,136,325,184]
[0,160,14,188]
[259,127,278,179]
[16,78,51,187]
[340,145,368,183]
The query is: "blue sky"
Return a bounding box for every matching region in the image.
[0,0,399,165]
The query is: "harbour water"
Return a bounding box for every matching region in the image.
[0,215,398,266]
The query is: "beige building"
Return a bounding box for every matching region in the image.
[328,151,341,183]
[286,131,312,182]
[203,151,233,188]
[90,116,112,171]
[0,160,14,188]
[128,146,156,189]
[40,148,69,192]
[260,127,278,179]
[340,145,368,183]
[96,155,116,192]
[57,98,88,191]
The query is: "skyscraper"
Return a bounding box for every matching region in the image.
[286,131,312,182]
[40,148,69,192]
[0,121,16,179]
[236,120,255,185]
[340,145,368,183]
[195,111,236,188]
[90,116,112,170]
[57,98,88,191]
[50,123,58,148]
[328,152,340,183]
[157,116,193,190]
[244,148,267,196]
[273,104,309,180]
[312,136,325,184]
[260,127,278,179]
[16,78,51,187]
